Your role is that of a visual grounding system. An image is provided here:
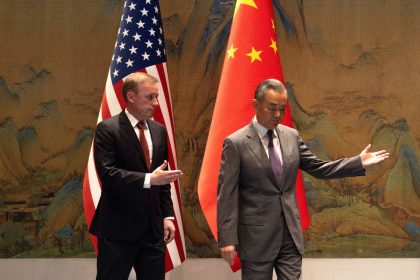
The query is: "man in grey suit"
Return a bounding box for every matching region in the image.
[217,79,389,280]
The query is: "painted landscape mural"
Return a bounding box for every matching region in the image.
[0,0,419,258]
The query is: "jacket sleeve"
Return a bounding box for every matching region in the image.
[158,128,174,218]
[297,134,366,179]
[217,137,240,247]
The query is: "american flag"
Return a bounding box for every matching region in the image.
[82,0,186,271]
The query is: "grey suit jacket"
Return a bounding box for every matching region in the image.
[217,122,365,262]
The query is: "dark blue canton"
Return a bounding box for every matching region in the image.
[110,0,166,84]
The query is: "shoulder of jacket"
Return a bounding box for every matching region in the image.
[97,114,119,128]
[278,124,298,136]
[226,124,250,140]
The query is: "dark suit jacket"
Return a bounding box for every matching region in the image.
[217,122,365,262]
[89,111,173,241]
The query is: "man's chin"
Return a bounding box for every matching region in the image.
[145,112,155,119]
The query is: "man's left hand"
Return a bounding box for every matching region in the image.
[163,219,176,244]
[360,144,389,167]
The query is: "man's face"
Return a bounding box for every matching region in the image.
[253,89,287,130]
[127,81,159,120]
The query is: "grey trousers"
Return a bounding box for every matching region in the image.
[241,219,302,280]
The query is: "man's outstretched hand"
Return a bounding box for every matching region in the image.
[150,160,183,185]
[360,144,389,167]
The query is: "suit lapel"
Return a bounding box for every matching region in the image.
[119,111,147,166]
[246,122,279,187]
[147,119,160,169]
[275,125,292,188]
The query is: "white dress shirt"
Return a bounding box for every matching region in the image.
[125,109,152,189]
[252,116,284,165]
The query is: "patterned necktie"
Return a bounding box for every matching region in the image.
[267,129,283,185]
[137,120,151,171]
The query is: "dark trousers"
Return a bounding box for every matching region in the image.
[241,219,302,280]
[96,231,166,280]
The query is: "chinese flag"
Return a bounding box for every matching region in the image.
[197,0,310,271]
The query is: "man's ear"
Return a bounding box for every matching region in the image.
[126,91,134,103]
[253,99,258,111]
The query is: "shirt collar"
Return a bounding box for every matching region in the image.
[125,109,148,129]
[252,116,277,139]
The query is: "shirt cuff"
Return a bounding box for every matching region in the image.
[164,217,174,220]
[143,173,151,189]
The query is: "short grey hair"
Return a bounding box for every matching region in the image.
[254,79,287,102]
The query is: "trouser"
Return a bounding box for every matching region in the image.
[241,219,302,280]
[96,230,165,280]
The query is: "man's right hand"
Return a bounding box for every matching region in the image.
[150,160,183,185]
[220,245,236,265]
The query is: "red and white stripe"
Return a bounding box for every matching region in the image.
[82,62,186,270]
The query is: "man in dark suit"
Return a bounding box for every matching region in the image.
[217,79,389,280]
[89,72,182,280]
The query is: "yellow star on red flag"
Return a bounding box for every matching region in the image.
[270,38,278,54]
[246,47,262,63]
[233,0,258,19]
[227,44,238,59]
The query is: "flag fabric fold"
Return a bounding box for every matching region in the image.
[197,0,310,271]
[82,0,186,272]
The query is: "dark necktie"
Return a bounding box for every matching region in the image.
[267,129,283,185]
[137,120,151,171]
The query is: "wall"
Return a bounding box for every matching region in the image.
[0,0,419,259]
